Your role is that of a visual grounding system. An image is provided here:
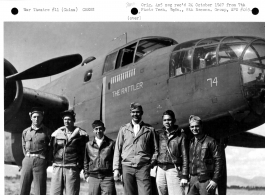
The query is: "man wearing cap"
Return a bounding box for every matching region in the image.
[113,102,158,195]
[84,120,116,195]
[50,109,88,195]
[188,115,223,195]
[19,107,52,195]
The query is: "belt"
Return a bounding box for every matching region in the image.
[26,153,45,159]
[158,163,175,170]
[89,172,113,179]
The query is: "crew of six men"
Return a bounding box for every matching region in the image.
[19,103,222,195]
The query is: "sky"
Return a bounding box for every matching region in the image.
[3,22,265,179]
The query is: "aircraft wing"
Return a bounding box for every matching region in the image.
[227,131,265,148]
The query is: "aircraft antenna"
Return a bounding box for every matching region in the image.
[112,32,127,44]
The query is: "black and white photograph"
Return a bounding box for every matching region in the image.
[3,21,265,195]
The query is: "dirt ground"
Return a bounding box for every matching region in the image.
[5,177,265,195]
[5,177,124,195]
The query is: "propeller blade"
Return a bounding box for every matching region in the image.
[6,54,82,82]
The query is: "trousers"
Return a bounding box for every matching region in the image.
[122,164,152,195]
[188,176,215,195]
[19,156,47,195]
[156,166,185,195]
[88,176,116,195]
[50,166,80,195]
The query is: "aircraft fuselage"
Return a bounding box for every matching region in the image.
[38,36,265,140]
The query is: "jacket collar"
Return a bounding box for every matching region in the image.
[191,134,207,144]
[124,121,151,136]
[30,124,43,131]
[55,126,80,140]
[131,120,143,128]
[92,135,110,146]
[127,121,146,132]
[161,125,180,136]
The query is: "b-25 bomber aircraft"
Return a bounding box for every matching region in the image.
[4,34,265,195]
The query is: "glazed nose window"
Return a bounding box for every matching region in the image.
[241,40,265,85]
[243,40,265,65]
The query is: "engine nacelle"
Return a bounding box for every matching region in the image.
[4,59,23,124]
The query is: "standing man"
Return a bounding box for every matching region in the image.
[156,110,189,195]
[19,107,52,195]
[113,102,158,195]
[50,109,88,195]
[188,115,223,195]
[84,120,116,195]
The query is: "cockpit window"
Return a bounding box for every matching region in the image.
[243,40,265,65]
[116,43,137,68]
[103,37,176,74]
[241,40,265,86]
[170,49,192,77]
[193,45,217,70]
[219,43,246,64]
[135,39,175,62]
[103,51,119,73]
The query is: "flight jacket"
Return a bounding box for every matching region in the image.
[113,121,158,171]
[50,126,88,169]
[83,135,115,179]
[156,126,189,179]
[189,134,223,183]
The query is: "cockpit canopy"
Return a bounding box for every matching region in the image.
[103,36,177,74]
[169,36,265,77]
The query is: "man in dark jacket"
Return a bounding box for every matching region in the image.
[50,109,88,195]
[113,102,158,195]
[188,115,223,195]
[84,120,116,195]
[19,107,52,195]
[156,110,189,195]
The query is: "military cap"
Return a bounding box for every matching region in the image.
[189,115,202,124]
[130,102,143,111]
[60,109,76,119]
[92,120,105,128]
[29,107,44,116]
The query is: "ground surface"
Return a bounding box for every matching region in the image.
[5,177,265,195]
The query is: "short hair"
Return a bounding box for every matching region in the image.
[60,109,76,122]
[162,110,176,121]
[189,115,202,125]
[92,120,105,129]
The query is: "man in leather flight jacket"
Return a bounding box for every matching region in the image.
[156,110,189,195]
[84,120,116,195]
[50,110,88,195]
[188,115,223,195]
